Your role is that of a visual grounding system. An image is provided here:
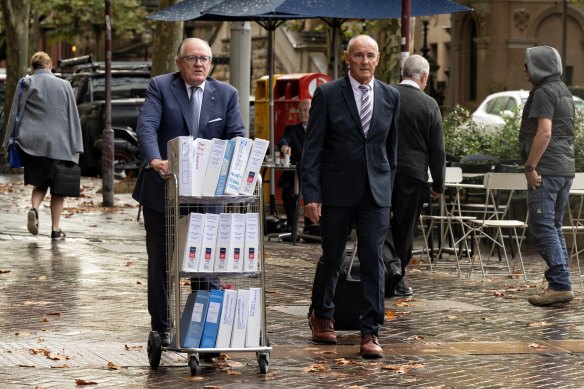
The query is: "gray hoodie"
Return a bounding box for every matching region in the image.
[519,46,575,177]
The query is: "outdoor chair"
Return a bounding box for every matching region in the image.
[467,172,529,280]
[562,172,584,292]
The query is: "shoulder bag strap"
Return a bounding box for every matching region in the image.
[11,79,25,140]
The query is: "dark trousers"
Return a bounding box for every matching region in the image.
[311,191,389,336]
[143,207,219,333]
[387,174,428,276]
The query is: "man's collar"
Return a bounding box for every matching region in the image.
[348,73,375,90]
[185,79,206,91]
[400,79,420,89]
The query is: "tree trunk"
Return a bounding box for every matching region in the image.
[1,0,31,133]
[150,0,183,77]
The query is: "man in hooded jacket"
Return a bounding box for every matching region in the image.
[519,45,575,306]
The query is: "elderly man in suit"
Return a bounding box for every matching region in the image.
[132,38,245,347]
[384,54,445,298]
[302,34,400,358]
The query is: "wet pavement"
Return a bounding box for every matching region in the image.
[1,173,584,388]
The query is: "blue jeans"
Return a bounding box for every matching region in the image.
[527,175,573,291]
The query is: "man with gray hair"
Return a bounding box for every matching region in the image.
[383,54,445,297]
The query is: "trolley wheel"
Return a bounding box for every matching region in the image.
[258,354,269,374]
[147,331,162,369]
[188,354,200,375]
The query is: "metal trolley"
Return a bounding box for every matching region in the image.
[147,174,271,375]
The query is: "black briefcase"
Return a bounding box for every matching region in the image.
[333,251,362,331]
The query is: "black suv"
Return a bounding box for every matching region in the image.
[59,56,149,177]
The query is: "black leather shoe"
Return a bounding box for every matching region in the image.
[384,264,403,298]
[159,332,170,347]
[393,279,413,297]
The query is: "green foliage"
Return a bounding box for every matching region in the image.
[33,0,146,44]
[573,109,584,172]
[444,105,584,171]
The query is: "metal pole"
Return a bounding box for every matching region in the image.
[562,0,567,82]
[268,27,276,215]
[400,0,411,81]
[102,0,114,206]
[332,22,338,79]
[230,22,251,136]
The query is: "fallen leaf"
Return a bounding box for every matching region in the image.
[125,261,133,266]
[527,321,552,327]
[382,362,425,374]
[202,386,221,389]
[527,343,544,349]
[75,379,97,385]
[406,335,425,341]
[42,317,49,323]
[385,309,397,320]
[335,358,351,365]
[302,362,329,373]
[0,269,11,274]
[124,344,143,351]
[47,353,70,361]
[19,364,35,368]
[46,312,62,316]
[15,332,30,337]
[107,361,121,370]
[493,291,505,297]
[36,275,47,280]
[29,348,50,355]
[226,370,241,375]
[50,364,70,368]
[136,281,142,285]
[184,376,204,381]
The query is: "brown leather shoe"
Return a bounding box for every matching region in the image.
[360,334,383,359]
[308,312,337,344]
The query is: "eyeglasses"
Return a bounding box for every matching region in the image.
[351,53,378,61]
[180,55,211,64]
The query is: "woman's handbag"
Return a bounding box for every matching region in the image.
[8,140,23,168]
[49,161,81,197]
[8,79,25,168]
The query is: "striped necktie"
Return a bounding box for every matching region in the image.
[359,85,371,137]
[190,86,200,138]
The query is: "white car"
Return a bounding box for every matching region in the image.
[471,90,584,132]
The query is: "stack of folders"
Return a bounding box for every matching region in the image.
[175,212,259,273]
[180,288,262,349]
[167,136,269,197]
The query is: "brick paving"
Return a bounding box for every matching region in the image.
[1,174,584,388]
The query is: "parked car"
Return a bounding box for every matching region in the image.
[471,90,584,132]
[59,57,150,177]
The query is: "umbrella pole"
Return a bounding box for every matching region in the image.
[268,27,277,215]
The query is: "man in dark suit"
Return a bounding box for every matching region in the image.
[277,99,313,234]
[302,35,399,359]
[384,54,445,297]
[132,38,245,347]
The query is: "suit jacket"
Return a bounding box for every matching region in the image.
[277,122,305,188]
[132,72,245,212]
[302,75,399,207]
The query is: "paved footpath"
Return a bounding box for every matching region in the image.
[1,174,584,388]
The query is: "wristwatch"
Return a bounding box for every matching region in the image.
[524,164,535,173]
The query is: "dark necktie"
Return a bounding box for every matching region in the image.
[190,86,200,138]
[358,85,371,137]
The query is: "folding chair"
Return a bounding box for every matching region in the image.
[467,172,529,280]
[419,167,476,274]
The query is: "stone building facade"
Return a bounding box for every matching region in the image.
[413,1,584,111]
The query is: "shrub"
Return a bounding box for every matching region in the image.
[443,105,584,170]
